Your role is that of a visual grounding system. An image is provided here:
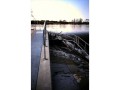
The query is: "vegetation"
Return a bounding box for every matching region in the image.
[31,18,89,25]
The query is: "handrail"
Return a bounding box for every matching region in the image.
[43,21,47,46]
[62,33,89,51]
[58,32,89,46]
[36,20,51,90]
[43,21,47,60]
[43,20,46,30]
[49,31,89,55]
[72,34,89,46]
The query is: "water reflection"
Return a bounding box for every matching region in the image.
[31,24,89,34]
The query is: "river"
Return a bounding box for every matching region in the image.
[31,24,89,43]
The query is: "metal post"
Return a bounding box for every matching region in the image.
[43,21,47,60]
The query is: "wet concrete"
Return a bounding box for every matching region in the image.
[51,63,80,90]
[36,31,52,90]
[31,30,43,90]
[50,48,89,90]
[49,33,89,90]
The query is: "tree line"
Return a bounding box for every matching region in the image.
[31,18,89,25]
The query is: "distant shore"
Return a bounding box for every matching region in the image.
[31,20,89,25]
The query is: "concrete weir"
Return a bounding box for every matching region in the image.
[31,21,51,90]
[31,30,43,90]
[36,21,52,90]
[36,31,52,90]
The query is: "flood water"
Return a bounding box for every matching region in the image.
[32,24,88,33]
[32,24,89,43]
[47,25,89,90]
[31,24,89,90]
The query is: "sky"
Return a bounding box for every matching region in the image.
[31,0,89,21]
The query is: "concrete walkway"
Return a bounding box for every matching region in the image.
[36,31,52,90]
[31,30,43,90]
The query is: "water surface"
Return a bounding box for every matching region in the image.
[31,24,89,43]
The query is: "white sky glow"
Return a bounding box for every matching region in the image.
[31,0,84,21]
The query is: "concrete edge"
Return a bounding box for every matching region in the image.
[36,31,52,90]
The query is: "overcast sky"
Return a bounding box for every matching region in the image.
[31,0,89,21]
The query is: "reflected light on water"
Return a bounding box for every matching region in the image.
[31,24,89,34]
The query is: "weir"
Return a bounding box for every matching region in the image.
[31,21,89,90]
[31,30,43,90]
[36,21,52,90]
[31,21,51,90]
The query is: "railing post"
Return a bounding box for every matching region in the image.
[43,21,48,60]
